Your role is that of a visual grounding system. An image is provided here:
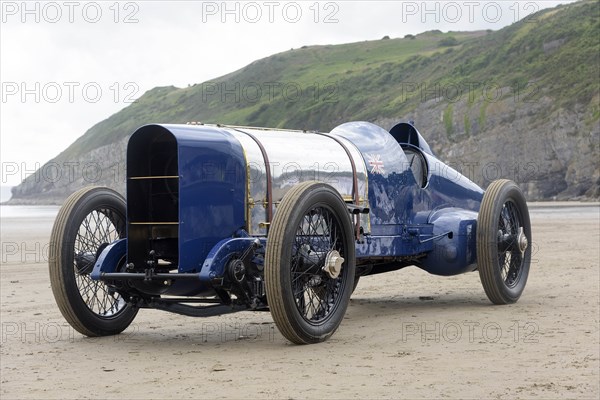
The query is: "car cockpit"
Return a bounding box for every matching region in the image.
[390,122,430,188]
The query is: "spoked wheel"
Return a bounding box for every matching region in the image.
[265,181,356,344]
[477,179,532,304]
[49,187,138,336]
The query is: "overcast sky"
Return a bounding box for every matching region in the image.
[0,0,575,186]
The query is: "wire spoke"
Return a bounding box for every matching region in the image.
[290,205,346,325]
[497,200,525,288]
[72,207,127,317]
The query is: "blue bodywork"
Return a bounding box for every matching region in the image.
[330,122,483,275]
[92,121,484,299]
[91,238,126,280]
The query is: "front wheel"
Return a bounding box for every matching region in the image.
[49,186,138,336]
[265,181,356,344]
[477,179,532,304]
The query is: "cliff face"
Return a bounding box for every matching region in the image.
[376,95,599,201]
[8,1,599,204]
[11,96,598,205]
[10,138,128,204]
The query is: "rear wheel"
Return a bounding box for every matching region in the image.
[49,187,138,336]
[477,180,532,304]
[265,182,356,344]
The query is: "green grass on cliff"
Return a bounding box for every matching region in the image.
[56,0,599,162]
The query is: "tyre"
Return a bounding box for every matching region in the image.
[352,276,360,293]
[49,186,138,336]
[477,179,532,304]
[265,181,356,344]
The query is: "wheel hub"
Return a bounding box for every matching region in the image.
[517,227,528,253]
[75,251,97,275]
[323,250,344,279]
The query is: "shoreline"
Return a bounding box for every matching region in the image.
[1,198,66,206]
[3,199,600,207]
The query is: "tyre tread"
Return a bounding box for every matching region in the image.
[477,179,530,305]
[265,181,317,344]
[265,181,354,344]
[49,186,135,336]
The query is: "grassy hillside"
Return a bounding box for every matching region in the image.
[57,30,484,158]
[57,0,598,162]
[12,0,600,203]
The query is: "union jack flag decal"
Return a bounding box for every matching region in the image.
[367,154,385,175]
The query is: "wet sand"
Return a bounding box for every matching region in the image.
[1,203,599,399]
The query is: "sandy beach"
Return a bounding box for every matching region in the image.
[1,203,599,399]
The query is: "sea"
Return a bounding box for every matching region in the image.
[1,186,12,203]
[0,186,60,238]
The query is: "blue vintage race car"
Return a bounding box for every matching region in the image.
[49,121,531,344]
